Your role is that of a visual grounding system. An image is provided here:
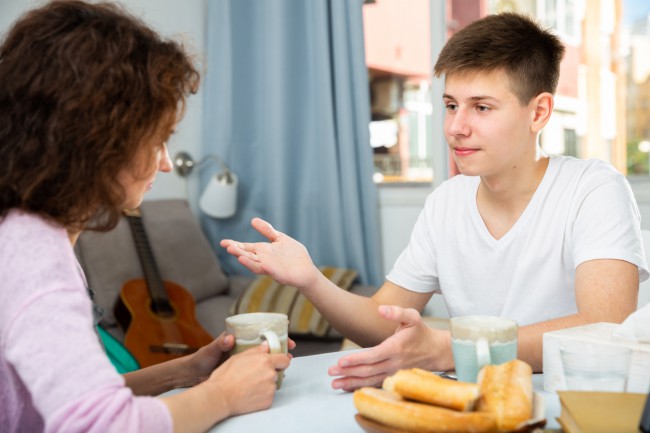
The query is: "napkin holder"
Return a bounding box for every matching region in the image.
[543,322,650,393]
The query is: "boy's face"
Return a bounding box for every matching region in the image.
[443,69,538,178]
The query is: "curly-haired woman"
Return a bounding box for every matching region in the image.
[0,2,290,432]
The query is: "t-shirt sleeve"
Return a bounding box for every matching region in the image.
[571,164,649,282]
[386,190,441,293]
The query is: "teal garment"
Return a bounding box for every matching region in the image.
[96,325,140,374]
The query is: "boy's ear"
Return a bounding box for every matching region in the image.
[530,92,554,132]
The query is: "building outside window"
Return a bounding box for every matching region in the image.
[363,0,650,183]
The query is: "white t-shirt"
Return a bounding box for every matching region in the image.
[387,156,649,326]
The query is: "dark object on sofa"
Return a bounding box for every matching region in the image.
[74,199,377,357]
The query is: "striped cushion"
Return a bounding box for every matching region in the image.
[231,267,357,337]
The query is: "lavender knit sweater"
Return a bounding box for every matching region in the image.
[0,210,172,433]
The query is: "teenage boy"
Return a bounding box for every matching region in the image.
[221,13,647,390]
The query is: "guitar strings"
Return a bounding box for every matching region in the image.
[128,215,186,355]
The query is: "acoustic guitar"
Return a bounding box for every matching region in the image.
[114,208,213,368]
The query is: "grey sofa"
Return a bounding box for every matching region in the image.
[74,199,376,357]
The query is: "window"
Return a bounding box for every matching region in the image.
[564,128,578,157]
[627,0,650,174]
[538,0,580,41]
[363,0,435,184]
[363,0,650,183]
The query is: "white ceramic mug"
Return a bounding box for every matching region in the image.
[225,312,289,388]
[450,315,518,383]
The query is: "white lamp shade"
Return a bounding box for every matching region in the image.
[199,172,238,218]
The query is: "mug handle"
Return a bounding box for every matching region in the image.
[476,337,491,371]
[262,330,281,354]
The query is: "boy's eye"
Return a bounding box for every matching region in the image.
[477,105,490,112]
[445,103,458,111]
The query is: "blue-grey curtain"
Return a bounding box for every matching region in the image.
[201,0,383,286]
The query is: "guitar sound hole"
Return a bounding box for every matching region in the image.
[151,301,174,318]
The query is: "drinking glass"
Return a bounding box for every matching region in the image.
[560,343,631,392]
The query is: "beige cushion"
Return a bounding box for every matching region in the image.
[75,199,230,326]
[230,267,357,338]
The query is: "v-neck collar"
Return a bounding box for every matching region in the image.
[469,157,558,246]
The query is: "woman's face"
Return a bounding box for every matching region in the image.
[117,129,173,210]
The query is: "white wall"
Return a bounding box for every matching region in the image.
[0,0,208,206]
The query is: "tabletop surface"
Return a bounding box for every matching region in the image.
[163,348,563,433]
[208,349,361,432]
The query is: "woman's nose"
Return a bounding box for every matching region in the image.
[159,143,173,173]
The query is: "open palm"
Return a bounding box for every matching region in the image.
[220,218,321,290]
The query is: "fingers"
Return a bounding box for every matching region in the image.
[252,341,270,353]
[328,344,402,391]
[378,305,422,328]
[270,353,291,371]
[219,241,267,274]
[333,345,391,369]
[329,360,388,380]
[331,372,390,392]
[237,255,266,275]
[216,333,235,350]
[243,343,290,367]
[221,240,258,260]
[220,240,274,272]
[220,217,280,250]
[251,217,280,242]
[214,351,286,416]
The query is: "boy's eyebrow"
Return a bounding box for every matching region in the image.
[443,93,499,103]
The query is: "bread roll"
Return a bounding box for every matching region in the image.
[354,387,497,433]
[476,360,533,432]
[383,368,480,411]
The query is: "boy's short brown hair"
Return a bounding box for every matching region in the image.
[434,13,565,105]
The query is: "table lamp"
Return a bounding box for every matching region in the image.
[173,151,238,218]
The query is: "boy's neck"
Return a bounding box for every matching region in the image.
[479,152,549,204]
[476,153,549,240]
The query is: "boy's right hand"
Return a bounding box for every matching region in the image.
[220,217,322,292]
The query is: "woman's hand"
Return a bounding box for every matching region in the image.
[220,218,322,292]
[327,305,453,391]
[125,333,237,395]
[187,332,297,387]
[162,343,292,430]
[183,332,235,386]
[208,343,291,417]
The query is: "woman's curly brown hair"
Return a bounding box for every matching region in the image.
[0,0,200,231]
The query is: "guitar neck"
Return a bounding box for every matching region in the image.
[124,210,168,304]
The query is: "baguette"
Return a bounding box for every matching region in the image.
[476,360,533,432]
[383,368,480,411]
[354,387,497,433]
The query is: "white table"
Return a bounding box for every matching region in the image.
[168,349,561,432]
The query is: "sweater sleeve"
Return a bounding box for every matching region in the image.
[0,214,172,433]
[4,290,172,433]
